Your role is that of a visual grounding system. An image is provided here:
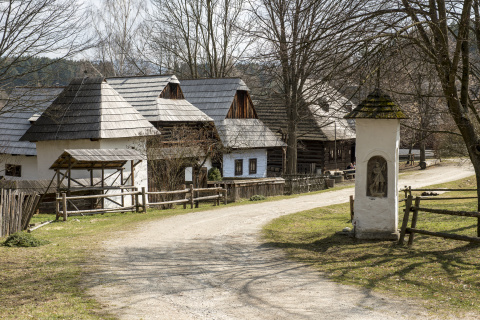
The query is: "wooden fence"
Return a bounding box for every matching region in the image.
[213,178,285,202]
[283,174,326,195]
[399,188,480,245]
[0,189,41,237]
[55,184,227,220]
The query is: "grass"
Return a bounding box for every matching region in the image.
[263,176,480,317]
[0,203,228,320]
[0,180,352,320]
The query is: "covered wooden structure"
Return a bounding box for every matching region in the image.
[47,149,145,218]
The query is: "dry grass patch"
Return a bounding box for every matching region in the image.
[263,176,480,317]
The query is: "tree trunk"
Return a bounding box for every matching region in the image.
[286,122,297,175]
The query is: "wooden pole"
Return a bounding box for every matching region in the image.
[101,164,105,209]
[224,187,228,205]
[55,192,60,221]
[62,192,67,221]
[182,184,187,209]
[399,195,413,244]
[190,184,194,209]
[120,168,125,208]
[135,187,140,213]
[407,197,421,246]
[141,187,147,212]
[349,195,354,222]
[131,160,135,207]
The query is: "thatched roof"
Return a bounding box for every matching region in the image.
[181,78,249,121]
[107,75,212,122]
[345,88,408,119]
[20,77,159,142]
[50,149,145,170]
[215,119,286,149]
[0,87,64,155]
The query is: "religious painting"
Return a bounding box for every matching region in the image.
[367,156,387,198]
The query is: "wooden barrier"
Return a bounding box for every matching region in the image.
[215,178,284,202]
[0,189,40,237]
[56,185,228,220]
[399,194,480,246]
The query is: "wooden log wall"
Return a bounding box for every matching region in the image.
[226,91,257,119]
[159,83,184,99]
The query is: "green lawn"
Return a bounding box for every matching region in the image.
[263,176,480,317]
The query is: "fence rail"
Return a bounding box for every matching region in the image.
[55,184,227,220]
[399,191,480,246]
[0,189,40,237]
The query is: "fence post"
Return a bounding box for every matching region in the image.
[224,187,228,205]
[349,195,354,222]
[407,197,421,246]
[399,195,413,244]
[55,192,60,221]
[135,187,140,212]
[190,184,194,209]
[62,192,67,221]
[141,187,147,212]
[182,184,187,209]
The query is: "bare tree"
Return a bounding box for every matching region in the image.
[0,0,91,89]
[249,0,368,174]
[146,0,252,78]
[90,0,148,77]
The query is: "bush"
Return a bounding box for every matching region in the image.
[249,195,266,201]
[2,232,50,247]
[208,167,222,181]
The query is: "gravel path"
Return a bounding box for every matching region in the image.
[87,163,475,319]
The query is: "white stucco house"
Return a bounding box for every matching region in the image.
[181,78,285,178]
[19,77,159,196]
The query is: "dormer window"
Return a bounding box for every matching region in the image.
[159,83,184,99]
[317,97,329,112]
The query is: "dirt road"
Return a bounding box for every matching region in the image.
[88,163,475,319]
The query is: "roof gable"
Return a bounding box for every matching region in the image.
[181,78,250,121]
[20,77,158,142]
[107,75,212,122]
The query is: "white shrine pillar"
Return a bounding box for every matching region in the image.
[345,89,408,240]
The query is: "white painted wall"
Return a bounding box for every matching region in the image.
[36,139,101,180]
[185,157,212,181]
[0,154,38,180]
[223,149,267,178]
[353,119,400,240]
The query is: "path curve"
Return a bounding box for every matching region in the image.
[87,163,475,319]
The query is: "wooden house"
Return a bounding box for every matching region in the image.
[0,87,64,180]
[256,84,356,174]
[20,77,159,195]
[107,75,216,187]
[181,78,286,178]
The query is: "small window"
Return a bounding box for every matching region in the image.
[5,164,21,177]
[235,159,243,176]
[249,158,257,174]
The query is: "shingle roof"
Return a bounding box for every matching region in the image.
[345,88,408,119]
[215,119,286,149]
[107,75,212,122]
[181,78,249,121]
[0,87,64,155]
[256,84,356,141]
[50,149,145,169]
[20,77,159,142]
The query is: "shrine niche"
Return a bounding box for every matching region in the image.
[367,156,387,198]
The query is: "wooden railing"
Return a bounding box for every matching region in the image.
[55,184,227,220]
[399,188,480,245]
